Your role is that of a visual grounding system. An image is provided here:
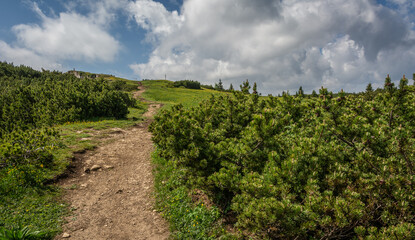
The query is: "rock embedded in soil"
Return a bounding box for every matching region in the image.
[103,165,114,169]
[91,165,101,171]
[62,232,70,238]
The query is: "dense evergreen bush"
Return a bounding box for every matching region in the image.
[150,79,415,239]
[201,84,214,90]
[173,80,201,89]
[0,62,135,137]
[0,61,138,191]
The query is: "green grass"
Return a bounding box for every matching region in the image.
[0,225,52,239]
[0,96,147,239]
[152,152,233,240]
[142,80,229,108]
[0,186,66,239]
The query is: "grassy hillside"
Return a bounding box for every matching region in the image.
[142,80,229,109]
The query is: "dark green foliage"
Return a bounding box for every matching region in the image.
[400,75,408,90]
[240,79,250,94]
[297,86,304,96]
[0,62,135,137]
[229,84,234,91]
[173,80,201,89]
[384,74,395,94]
[253,82,258,94]
[365,83,374,100]
[252,82,259,104]
[366,83,373,92]
[150,78,415,239]
[215,79,224,91]
[116,80,140,92]
[201,84,214,90]
[111,79,135,91]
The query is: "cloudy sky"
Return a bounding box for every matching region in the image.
[0,0,414,94]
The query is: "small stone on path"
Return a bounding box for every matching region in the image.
[62,232,70,238]
[91,165,101,171]
[103,165,114,169]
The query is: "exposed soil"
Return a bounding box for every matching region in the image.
[55,85,169,240]
[133,85,146,101]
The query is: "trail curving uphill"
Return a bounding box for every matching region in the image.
[56,85,168,239]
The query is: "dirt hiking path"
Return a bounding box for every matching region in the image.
[56,85,168,240]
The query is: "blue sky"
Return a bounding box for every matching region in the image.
[0,0,180,80]
[0,0,414,94]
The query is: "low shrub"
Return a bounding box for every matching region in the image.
[173,80,201,89]
[150,81,415,239]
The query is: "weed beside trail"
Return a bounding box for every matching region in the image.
[152,152,232,240]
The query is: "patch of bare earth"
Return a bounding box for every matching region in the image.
[56,86,168,240]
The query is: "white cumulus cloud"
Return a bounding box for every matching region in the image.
[0,41,62,70]
[0,2,121,70]
[13,5,120,62]
[129,0,415,94]
[127,0,184,42]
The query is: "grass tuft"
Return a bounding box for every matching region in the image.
[152,152,234,239]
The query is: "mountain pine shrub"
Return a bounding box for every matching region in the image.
[150,81,415,239]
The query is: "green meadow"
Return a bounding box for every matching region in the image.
[142,80,229,109]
